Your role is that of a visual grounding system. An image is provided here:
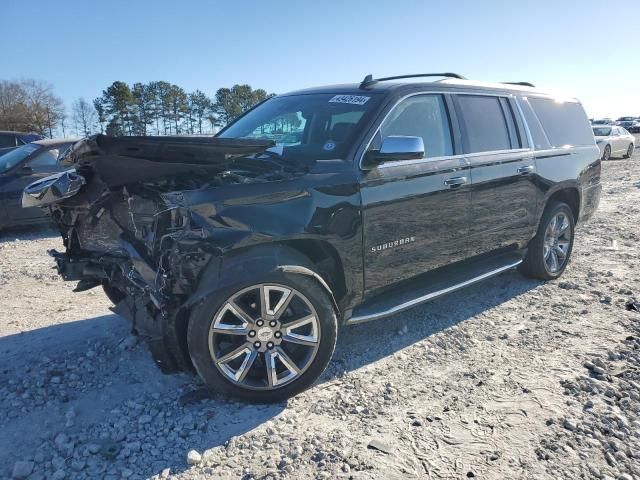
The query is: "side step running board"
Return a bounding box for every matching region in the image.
[347,258,522,325]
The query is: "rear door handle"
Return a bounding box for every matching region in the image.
[444,176,467,187]
[517,165,535,175]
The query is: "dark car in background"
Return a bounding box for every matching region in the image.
[615,116,637,130]
[0,131,45,157]
[0,138,78,230]
[592,118,613,125]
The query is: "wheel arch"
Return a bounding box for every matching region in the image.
[170,243,342,371]
[542,186,580,225]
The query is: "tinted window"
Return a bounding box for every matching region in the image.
[528,97,594,147]
[519,98,551,150]
[0,134,17,148]
[378,94,453,158]
[457,95,512,153]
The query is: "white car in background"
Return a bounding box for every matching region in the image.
[592,125,635,160]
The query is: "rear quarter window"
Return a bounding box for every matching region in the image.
[527,97,594,147]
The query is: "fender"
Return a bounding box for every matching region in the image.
[181,244,339,315]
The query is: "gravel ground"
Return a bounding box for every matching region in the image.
[0,143,639,480]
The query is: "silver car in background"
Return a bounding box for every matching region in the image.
[592,125,635,160]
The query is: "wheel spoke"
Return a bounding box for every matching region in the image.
[217,342,252,365]
[212,302,251,335]
[212,324,250,335]
[548,250,559,272]
[554,245,567,261]
[282,314,318,346]
[236,349,258,383]
[548,216,557,235]
[275,346,301,375]
[263,285,293,319]
[265,350,277,387]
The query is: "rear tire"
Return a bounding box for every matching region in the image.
[519,202,575,281]
[187,268,338,403]
[623,144,634,159]
[602,144,611,161]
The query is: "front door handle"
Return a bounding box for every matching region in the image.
[444,176,467,187]
[517,165,535,175]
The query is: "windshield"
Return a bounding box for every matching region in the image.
[618,117,634,121]
[217,93,382,161]
[592,127,611,136]
[0,144,40,173]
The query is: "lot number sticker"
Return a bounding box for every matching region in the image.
[329,95,370,105]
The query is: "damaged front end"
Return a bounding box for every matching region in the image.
[22,134,293,372]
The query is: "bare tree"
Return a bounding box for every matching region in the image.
[72,97,97,136]
[0,79,64,136]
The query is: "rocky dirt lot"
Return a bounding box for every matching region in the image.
[1,146,639,480]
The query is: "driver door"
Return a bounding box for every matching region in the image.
[359,94,471,295]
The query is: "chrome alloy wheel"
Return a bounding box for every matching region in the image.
[208,284,321,390]
[543,212,571,273]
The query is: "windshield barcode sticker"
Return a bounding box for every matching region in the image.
[329,95,370,105]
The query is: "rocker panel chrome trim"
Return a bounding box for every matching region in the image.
[346,260,522,325]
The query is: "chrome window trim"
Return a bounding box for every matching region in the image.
[376,148,532,169]
[358,90,534,170]
[514,97,535,149]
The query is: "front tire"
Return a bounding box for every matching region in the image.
[519,202,575,280]
[187,269,337,403]
[602,144,611,161]
[102,282,126,305]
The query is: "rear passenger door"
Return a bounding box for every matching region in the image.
[453,94,537,257]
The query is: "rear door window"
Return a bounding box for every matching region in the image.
[456,95,513,153]
[527,97,594,147]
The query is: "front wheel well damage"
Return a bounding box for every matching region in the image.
[171,240,346,373]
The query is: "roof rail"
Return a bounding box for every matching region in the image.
[360,73,467,89]
[502,81,536,87]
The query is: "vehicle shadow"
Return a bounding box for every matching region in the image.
[331,269,539,376]
[0,269,540,478]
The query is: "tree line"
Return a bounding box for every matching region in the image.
[0,78,272,138]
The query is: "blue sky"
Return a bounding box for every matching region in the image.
[5,0,639,119]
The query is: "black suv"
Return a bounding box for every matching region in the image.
[24,73,601,402]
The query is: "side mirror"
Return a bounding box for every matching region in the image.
[17,165,33,176]
[363,136,424,167]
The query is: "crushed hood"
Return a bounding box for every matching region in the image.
[59,134,275,187]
